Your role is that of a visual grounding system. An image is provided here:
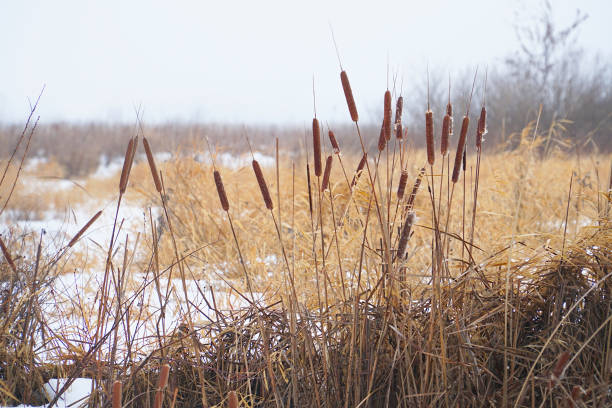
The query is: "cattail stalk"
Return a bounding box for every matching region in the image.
[340,71,358,122]
[452,116,470,183]
[253,160,273,210]
[214,170,230,211]
[143,137,162,192]
[426,110,435,165]
[321,155,333,191]
[313,118,322,177]
[68,210,103,247]
[153,364,170,408]
[112,380,122,408]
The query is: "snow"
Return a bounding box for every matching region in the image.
[3,378,93,408]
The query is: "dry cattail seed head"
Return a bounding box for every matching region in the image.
[446,102,454,136]
[425,110,435,165]
[396,211,416,260]
[452,116,470,183]
[341,70,359,122]
[406,168,425,210]
[551,351,571,385]
[313,118,322,177]
[306,163,313,213]
[68,210,102,247]
[395,122,403,140]
[0,236,17,274]
[462,149,467,171]
[328,130,340,154]
[476,106,487,150]
[351,153,367,187]
[395,96,403,125]
[384,90,392,141]
[397,170,408,199]
[253,160,273,210]
[153,364,171,408]
[228,390,239,408]
[143,137,162,192]
[112,381,122,408]
[119,138,135,194]
[441,114,451,156]
[321,155,333,191]
[214,170,230,211]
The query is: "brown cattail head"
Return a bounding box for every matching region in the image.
[321,155,333,191]
[377,119,387,152]
[340,71,359,122]
[394,96,403,125]
[441,114,451,156]
[462,149,467,171]
[313,118,322,177]
[384,90,392,141]
[306,163,313,214]
[68,210,102,247]
[550,351,571,387]
[406,168,425,210]
[143,137,162,192]
[112,381,122,408]
[119,138,136,194]
[476,106,487,150]
[0,236,17,274]
[396,211,416,260]
[395,122,403,140]
[228,390,239,408]
[214,170,230,211]
[153,364,171,408]
[426,110,435,165]
[397,170,408,199]
[452,116,470,183]
[253,160,273,210]
[351,153,367,187]
[328,130,340,154]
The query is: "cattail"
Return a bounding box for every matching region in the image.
[406,168,425,210]
[446,102,453,135]
[426,110,434,165]
[340,71,358,122]
[119,138,136,194]
[395,122,403,140]
[351,153,367,187]
[550,351,571,386]
[253,160,273,210]
[214,170,230,211]
[452,116,470,183]
[306,163,313,214]
[568,385,585,407]
[68,210,102,247]
[441,114,451,156]
[377,119,386,152]
[328,130,340,154]
[313,118,322,177]
[394,96,403,125]
[143,137,162,192]
[397,170,408,199]
[153,364,170,408]
[112,380,122,408]
[0,236,17,274]
[462,149,467,172]
[228,390,239,408]
[384,90,392,141]
[396,211,415,260]
[476,106,487,150]
[321,155,333,191]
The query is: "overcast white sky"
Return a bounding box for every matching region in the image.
[1,0,610,125]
